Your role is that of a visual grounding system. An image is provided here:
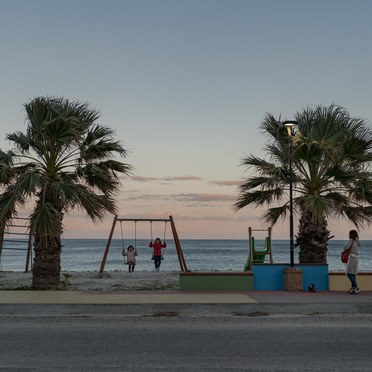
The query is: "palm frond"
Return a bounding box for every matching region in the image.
[261,205,288,226]
[234,188,285,211]
[81,124,128,161]
[30,202,62,237]
[15,171,43,196]
[73,187,118,221]
[6,132,32,153]
[0,186,26,224]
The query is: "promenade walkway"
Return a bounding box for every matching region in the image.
[1,290,372,315]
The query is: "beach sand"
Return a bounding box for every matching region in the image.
[0,270,180,291]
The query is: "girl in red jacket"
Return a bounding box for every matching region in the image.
[149,238,166,271]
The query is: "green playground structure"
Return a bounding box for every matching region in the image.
[244,227,273,271]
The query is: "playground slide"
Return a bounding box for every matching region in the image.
[244,237,271,271]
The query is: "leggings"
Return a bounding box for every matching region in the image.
[128,264,135,272]
[347,273,357,288]
[154,256,162,268]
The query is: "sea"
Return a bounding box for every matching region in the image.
[0,239,371,273]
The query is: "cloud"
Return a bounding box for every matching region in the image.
[124,192,235,203]
[173,214,260,222]
[210,180,243,186]
[176,215,233,222]
[166,176,202,181]
[124,194,162,201]
[130,175,202,183]
[234,214,263,222]
[129,175,159,182]
[173,193,235,202]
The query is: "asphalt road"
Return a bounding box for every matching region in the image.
[1,313,372,371]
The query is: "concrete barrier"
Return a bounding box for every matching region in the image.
[179,272,254,291]
[179,268,372,292]
[253,264,329,291]
[329,272,372,291]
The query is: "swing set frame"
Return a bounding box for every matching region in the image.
[99,215,188,273]
[0,216,33,273]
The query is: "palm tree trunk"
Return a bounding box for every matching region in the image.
[297,212,330,264]
[32,235,61,289]
[32,234,61,289]
[31,190,63,290]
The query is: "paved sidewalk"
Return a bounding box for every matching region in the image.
[1,290,372,315]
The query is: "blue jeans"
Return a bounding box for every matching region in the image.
[347,273,358,288]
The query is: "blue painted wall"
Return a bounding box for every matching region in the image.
[253,264,329,291]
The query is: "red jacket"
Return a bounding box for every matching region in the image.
[149,241,166,256]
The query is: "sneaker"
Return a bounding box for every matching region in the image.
[349,288,361,295]
[347,288,353,294]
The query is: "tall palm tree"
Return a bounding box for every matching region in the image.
[0,97,132,288]
[235,105,372,263]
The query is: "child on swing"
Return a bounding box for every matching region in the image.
[122,245,138,275]
[149,238,166,272]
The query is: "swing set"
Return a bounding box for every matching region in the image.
[0,216,33,272]
[99,215,188,273]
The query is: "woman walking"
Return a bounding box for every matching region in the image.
[342,230,360,294]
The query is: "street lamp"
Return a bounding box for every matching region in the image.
[283,120,297,267]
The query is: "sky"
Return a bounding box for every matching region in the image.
[1,0,372,241]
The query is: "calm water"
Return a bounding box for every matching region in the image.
[0,239,371,272]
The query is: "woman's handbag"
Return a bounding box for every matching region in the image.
[341,248,351,263]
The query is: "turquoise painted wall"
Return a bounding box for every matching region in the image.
[253,264,329,291]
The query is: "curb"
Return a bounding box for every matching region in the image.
[2,302,372,316]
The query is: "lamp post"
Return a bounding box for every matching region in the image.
[283,120,297,267]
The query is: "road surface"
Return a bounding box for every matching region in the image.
[0,313,371,371]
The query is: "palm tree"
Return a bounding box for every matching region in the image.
[235,105,372,263]
[0,97,132,289]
